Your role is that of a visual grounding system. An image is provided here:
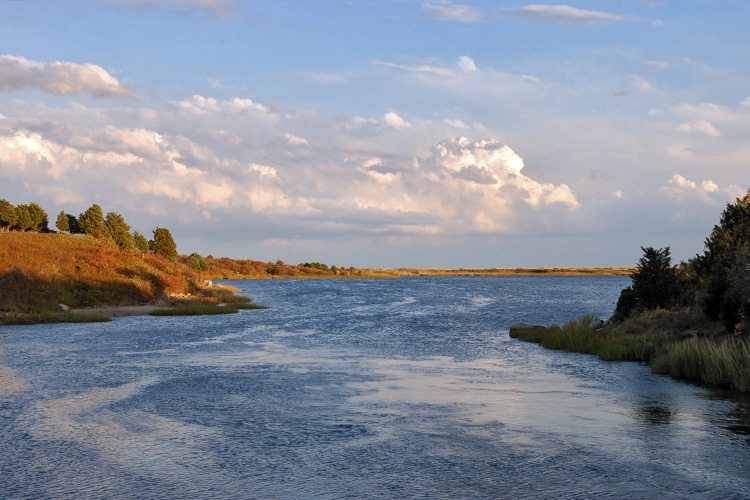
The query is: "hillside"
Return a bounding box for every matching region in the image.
[0,232,204,312]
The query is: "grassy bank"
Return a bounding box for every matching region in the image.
[510,311,749,391]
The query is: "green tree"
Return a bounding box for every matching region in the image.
[696,189,750,331]
[13,204,33,231]
[66,214,81,234]
[26,203,48,232]
[132,231,149,253]
[187,252,209,272]
[615,246,678,319]
[0,199,16,231]
[56,211,69,233]
[104,212,132,249]
[150,227,177,260]
[78,204,106,237]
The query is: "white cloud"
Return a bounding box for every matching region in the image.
[659,174,728,206]
[171,95,271,115]
[0,55,131,98]
[443,118,469,129]
[422,1,483,23]
[501,5,657,25]
[0,99,581,238]
[676,119,721,137]
[457,56,477,73]
[383,112,413,130]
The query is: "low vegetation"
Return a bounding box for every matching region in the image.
[512,189,750,392]
[0,310,111,326]
[148,303,241,316]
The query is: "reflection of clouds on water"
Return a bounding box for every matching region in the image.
[28,378,226,483]
[0,366,28,395]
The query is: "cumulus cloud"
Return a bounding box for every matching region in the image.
[501,5,656,25]
[0,55,131,98]
[0,99,580,238]
[422,1,483,22]
[659,174,728,206]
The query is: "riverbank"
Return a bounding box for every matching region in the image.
[510,311,750,392]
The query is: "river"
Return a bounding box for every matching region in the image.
[1,276,749,499]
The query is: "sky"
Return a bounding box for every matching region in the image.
[1,0,748,268]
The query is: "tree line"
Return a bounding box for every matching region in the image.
[0,199,178,261]
[615,189,750,335]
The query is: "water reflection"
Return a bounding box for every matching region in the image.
[1,276,749,499]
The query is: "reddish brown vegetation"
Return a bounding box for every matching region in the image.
[0,232,202,312]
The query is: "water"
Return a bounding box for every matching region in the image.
[1,276,749,499]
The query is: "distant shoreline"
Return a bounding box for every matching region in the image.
[343,267,634,278]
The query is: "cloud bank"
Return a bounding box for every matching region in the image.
[0,95,579,238]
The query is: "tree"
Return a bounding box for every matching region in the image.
[27,203,48,232]
[150,227,177,260]
[0,199,16,231]
[615,246,678,319]
[56,211,69,233]
[78,204,106,237]
[132,231,149,253]
[66,214,81,234]
[13,204,33,231]
[696,189,750,331]
[104,212,132,249]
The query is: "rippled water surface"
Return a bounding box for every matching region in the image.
[2,276,749,499]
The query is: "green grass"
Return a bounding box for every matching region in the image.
[149,303,239,316]
[651,338,750,392]
[510,311,750,392]
[0,310,111,325]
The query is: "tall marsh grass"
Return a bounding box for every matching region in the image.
[651,339,750,392]
[510,312,750,392]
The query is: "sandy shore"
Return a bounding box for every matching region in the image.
[69,305,167,318]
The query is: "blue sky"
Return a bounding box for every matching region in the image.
[1,0,749,267]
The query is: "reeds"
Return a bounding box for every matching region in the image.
[650,338,750,392]
[510,312,750,392]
